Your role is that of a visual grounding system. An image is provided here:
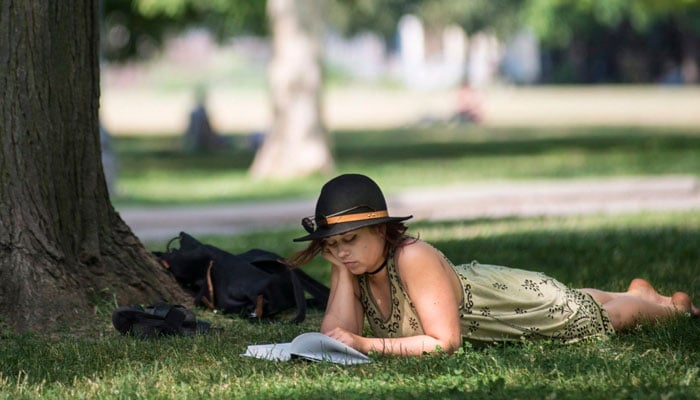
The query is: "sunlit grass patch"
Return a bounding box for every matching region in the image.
[110,126,700,206]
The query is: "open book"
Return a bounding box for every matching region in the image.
[241,332,370,365]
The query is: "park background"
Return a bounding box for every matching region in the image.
[97,0,700,238]
[100,1,700,136]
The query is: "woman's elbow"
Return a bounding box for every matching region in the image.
[431,335,462,355]
[440,328,463,354]
[444,338,462,354]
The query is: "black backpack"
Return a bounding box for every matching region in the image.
[154,232,329,323]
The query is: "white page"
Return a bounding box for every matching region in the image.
[241,332,371,364]
[242,342,293,361]
[290,333,370,365]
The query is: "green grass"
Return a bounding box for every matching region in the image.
[111,125,700,205]
[2,211,699,399]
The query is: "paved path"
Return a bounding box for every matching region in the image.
[118,175,700,241]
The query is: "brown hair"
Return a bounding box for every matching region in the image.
[287,221,414,267]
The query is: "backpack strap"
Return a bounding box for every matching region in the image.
[239,248,331,313]
[200,260,216,310]
[285,265,307,323]
[239,249,308,323]
[292,268,330,308]
[165,235,180,252]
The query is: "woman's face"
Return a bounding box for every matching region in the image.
[322,226,386,275]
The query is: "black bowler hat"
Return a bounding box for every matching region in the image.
[293,174,412,242]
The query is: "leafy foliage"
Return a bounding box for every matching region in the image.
[523,0,700,47]
[415,0,523,36]
[102,0,267,61]
[328,0,421,39]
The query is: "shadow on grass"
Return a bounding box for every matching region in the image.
[114,127,700,175]
[114,135,256,172]
[336,126,700,164]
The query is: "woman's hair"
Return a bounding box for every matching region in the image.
[287,221,414,267]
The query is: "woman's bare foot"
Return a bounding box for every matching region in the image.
[671,292,693,313]
[627,278,674,307]
[672,292,700,317]
[626,278,699,317]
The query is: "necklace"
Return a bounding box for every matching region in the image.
[366,258,387,276]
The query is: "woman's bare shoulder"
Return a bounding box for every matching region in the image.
[396,240,444,268]
[395,240,459,299]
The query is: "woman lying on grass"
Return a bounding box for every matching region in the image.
[289,174,700,357]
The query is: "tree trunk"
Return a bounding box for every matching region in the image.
[249,0,334,179]
[0,1,189,333]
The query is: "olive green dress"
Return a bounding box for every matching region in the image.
[358,250,614,344]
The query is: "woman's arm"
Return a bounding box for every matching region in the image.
[326,328,458,356]
[399,241,463,353]
[320,257,364,335]
[327,241,463,356]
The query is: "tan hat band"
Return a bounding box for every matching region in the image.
[324,210,389,225]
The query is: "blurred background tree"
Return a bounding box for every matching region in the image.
[103,0,334,179]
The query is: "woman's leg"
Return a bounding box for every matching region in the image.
[581,278,698,331]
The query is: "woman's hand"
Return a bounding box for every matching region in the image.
[321,247,346,270]
[325,326,366,353]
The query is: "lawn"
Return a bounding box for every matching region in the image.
[1,125,699,399]
[111,125,700,205]
[1,212,699,399]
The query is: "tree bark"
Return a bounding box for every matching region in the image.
[249,0,335,179]
[0,1,189,333]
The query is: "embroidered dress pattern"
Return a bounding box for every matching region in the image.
[453,260,614,343]
[359,253,421,337]
[358,244,615,344]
